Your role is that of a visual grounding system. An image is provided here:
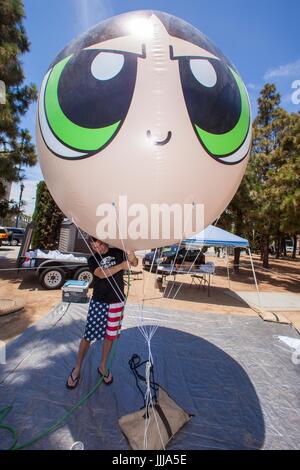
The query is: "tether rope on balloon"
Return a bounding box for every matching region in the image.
[167,217,220,302]
[109,204,165,450]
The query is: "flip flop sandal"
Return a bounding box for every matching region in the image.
[66,368,81,389]
[98,367,113,385]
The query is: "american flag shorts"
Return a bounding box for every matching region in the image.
[83,299,125,342]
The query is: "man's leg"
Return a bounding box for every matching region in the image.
[67,338,90,387]
[99,301,124,382]
[99,338,113,379]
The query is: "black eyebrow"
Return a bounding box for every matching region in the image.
[169,45,220,63]
[110,43,146,59]
[51,43,147,69]
[169,45,175,60]
[102,44,146,58]
[88,44,146,58]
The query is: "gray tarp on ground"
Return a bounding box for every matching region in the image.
[0,302,300,450]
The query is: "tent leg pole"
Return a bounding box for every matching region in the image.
[248,247,262,308]
[225,247,231,290]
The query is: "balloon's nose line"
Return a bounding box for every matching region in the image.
[146,130,172,146]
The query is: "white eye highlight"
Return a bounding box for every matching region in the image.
[190,59,217,87]
[91,52,124,81]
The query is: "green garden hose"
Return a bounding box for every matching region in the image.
[0,272,131,450]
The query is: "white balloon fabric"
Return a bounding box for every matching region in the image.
[36,10,251,250]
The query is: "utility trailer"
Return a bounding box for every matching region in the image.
[17,220,93,289]
[17,219,142,289]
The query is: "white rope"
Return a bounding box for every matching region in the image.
[247,247,262,307]
[224,246,231,290]
[142,330,165,450]
[149,248,158,275]
[146,248,158,306]
[0,263,93,272]
[109,204,163,449]
[111,203,147,324]
[165,245,196,299]
[108,208,160,339]
[74,210,164,449]
[171,249,203,301]
[164,243,183,299]
[168,218,222,301]
[141,248,167,307]
[165,204,196,299]
[213,215,221,227]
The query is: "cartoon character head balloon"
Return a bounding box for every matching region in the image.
[37,11,251,250]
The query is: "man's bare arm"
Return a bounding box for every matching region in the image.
[94,261,128,279]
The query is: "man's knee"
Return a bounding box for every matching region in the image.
[82,338,91,346]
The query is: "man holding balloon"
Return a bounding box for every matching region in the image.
[66,239,138,388]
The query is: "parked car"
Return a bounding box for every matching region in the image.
[0,227,9,247]
[142,245,205,272]
[6,227,25,246]
[285,239,294,254]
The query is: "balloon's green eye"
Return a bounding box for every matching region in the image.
[195,70,250,158]
[39,49,138,158]
[179,57,251,164]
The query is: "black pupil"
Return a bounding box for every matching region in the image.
[57,49,137,128]
[179,58,241,134]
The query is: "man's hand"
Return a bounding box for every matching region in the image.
[126,251,139,267]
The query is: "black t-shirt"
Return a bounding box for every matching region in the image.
[88,248,126,303]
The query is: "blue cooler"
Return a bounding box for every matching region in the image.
[62,280,89,303]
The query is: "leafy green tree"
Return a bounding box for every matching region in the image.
[218,168,256,273]
[269,111,300,258]
[247,84,285,268]
[0,0,37,214]
[32,182,64,250]
[219,84,299,270]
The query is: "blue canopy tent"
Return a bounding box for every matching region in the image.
[181,225,261,305]
[182,225,249,249]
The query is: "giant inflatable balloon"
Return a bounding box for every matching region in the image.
[36,10,251,250]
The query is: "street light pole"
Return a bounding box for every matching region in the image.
[15,182,24,227]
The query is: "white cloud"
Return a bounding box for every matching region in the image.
[247,83,261,90]
[264,59,300,80]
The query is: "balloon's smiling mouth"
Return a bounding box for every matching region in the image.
[146,130,172,146]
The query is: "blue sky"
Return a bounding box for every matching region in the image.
[11,0,300,214]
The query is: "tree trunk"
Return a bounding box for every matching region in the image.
[275,234,281,259]
[260,242,263,261]
[261,235,270,269]
[233,211,243,273]
[233,248,241,274]
[292,235,297,259]
[282,236,287,257]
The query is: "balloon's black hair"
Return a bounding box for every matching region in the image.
[49,10,234,70]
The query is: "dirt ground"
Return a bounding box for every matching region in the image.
[0,246,299,342]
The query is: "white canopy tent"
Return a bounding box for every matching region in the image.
[182,225,261,306]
